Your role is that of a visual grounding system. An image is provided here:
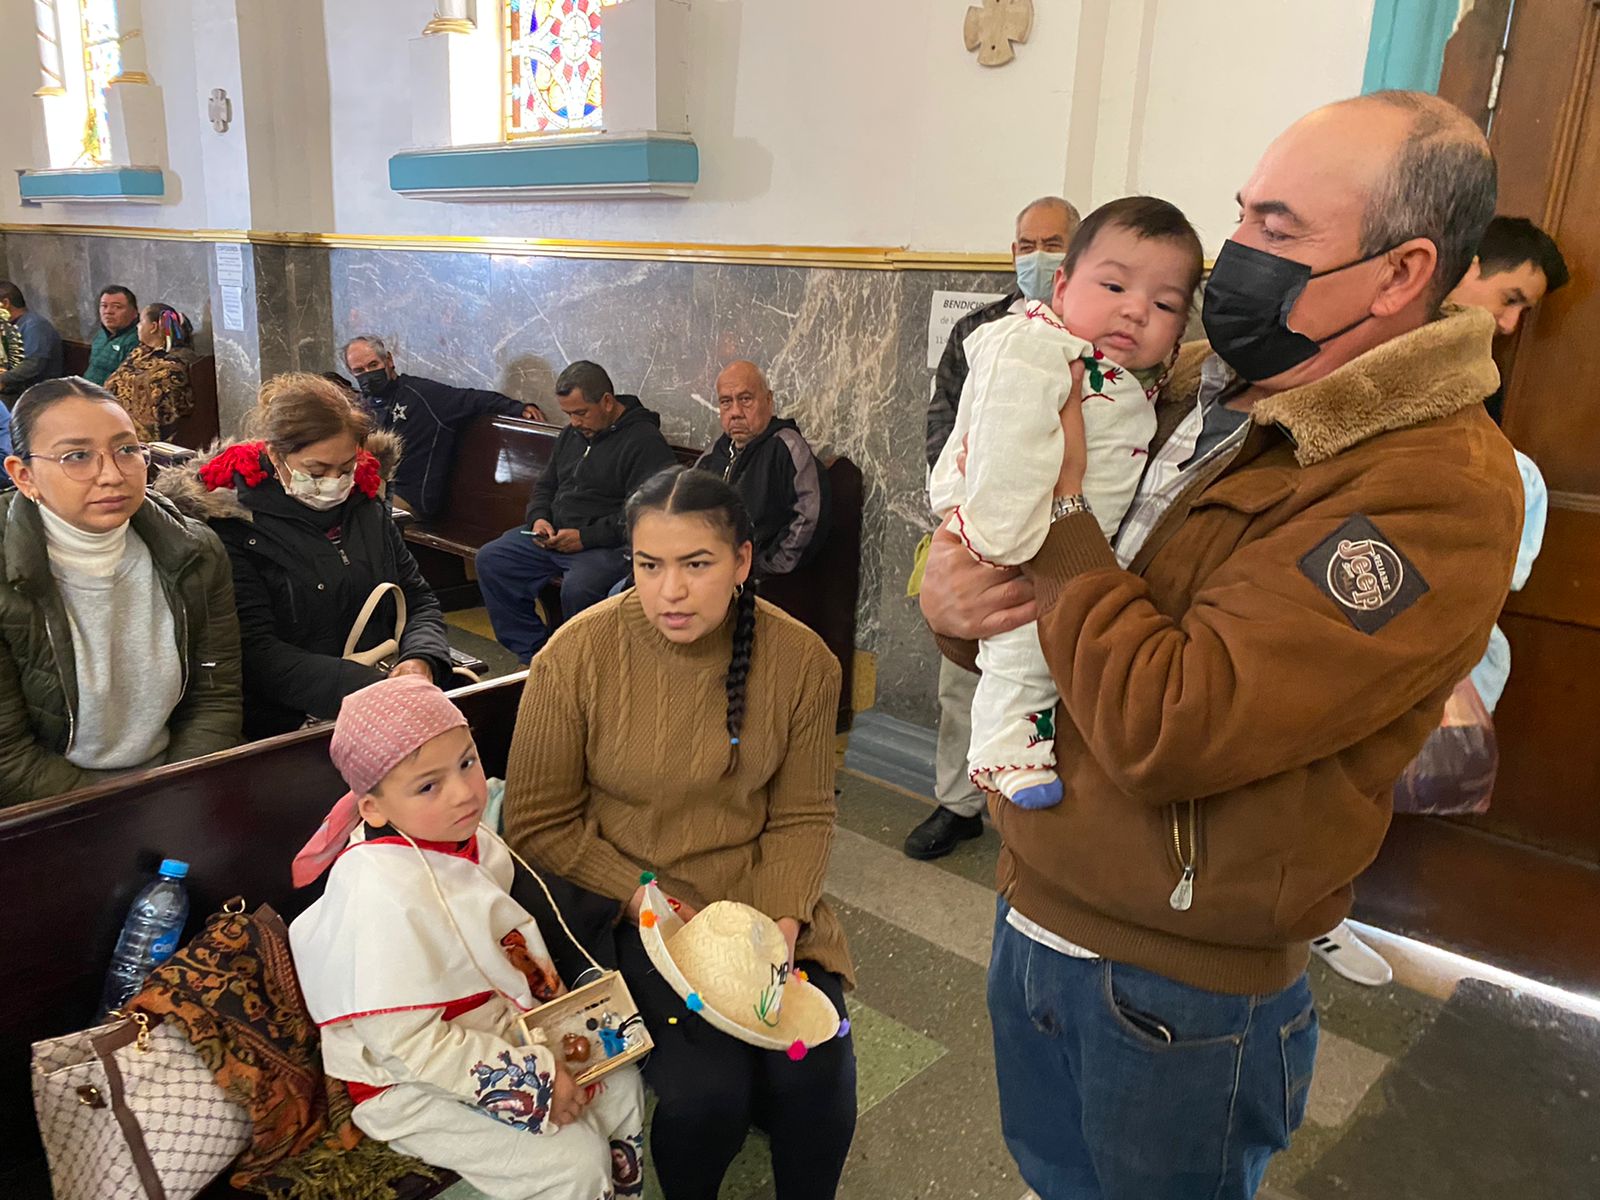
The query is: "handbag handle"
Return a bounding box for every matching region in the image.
[344,582,407,660]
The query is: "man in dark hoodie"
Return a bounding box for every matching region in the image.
[476,360,677,661]
[342,335,546,518]
[695,360,828,578]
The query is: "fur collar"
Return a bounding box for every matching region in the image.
[154,430,401,524]
[1166,304,1498,466]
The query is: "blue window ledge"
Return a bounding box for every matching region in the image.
[18,167,165,203]
[389,132,697,201]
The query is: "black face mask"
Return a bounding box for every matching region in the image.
[1201,240,1398,381]
[355,367,392,398]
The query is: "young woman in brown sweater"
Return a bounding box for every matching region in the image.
[505,467,856,1199]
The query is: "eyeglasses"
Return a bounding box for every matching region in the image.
[24,444,152,482]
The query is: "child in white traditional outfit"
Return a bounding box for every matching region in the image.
[929,197,1203,810]
[288,676,646,1200]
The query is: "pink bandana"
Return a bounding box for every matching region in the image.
[291,676,469,887]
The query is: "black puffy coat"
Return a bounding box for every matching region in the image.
[157,432,452,739]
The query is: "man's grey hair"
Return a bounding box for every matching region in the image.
[1356,91,1497,309]
[1015,196,1083,235]
[342,334,391,362]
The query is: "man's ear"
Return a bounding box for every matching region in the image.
[357,792,389,828]
[1372,236,1439,318]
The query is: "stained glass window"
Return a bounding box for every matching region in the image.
[504,0,622,138]
[78,0,122,163]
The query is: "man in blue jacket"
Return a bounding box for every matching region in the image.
[0,282,64,401]
[476,360,677,661]
[343,335,546,518]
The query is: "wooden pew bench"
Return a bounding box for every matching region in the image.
[0,674,528,1200]
[405,415,862,729]
[62,338,221,449]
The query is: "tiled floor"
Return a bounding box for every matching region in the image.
[432,660,1600,1200]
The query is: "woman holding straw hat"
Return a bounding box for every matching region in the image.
[506,467,857,1199]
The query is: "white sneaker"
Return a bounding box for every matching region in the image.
[1311,921,1393,987]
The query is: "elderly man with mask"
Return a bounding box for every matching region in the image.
[695,360,828,579]
[921,92,1521,1199]
[342,335,546,518]
[906,195,1082,862]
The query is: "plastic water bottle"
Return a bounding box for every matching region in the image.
[98,859,190,1020]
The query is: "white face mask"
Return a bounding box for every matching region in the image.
[284,466,355,511]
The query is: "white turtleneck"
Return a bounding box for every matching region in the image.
[34,499,182,770]
[38,502,130,578]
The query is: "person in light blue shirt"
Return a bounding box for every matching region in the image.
[1470,448,1548,711]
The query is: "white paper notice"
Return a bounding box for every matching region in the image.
[927,290,1006,368]
[214,242,244,287]
[221,285,245,332]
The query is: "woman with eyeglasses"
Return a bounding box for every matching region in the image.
[0,377,242,806]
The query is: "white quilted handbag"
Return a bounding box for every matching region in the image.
[31,1010,252,1200]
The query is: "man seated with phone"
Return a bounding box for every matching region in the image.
[475,360,678,662]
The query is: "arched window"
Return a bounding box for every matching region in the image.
[77,0,123,163]
[503,0,623,138]
[33,0,124,166]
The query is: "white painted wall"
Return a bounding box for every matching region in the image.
[1,0,1377,253]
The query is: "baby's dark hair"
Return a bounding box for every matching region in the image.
[625,467,756,776]
[1063,196,1205,296]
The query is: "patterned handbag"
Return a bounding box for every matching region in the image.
[30,1008,253,1200]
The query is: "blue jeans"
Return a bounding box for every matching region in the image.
[988,900,1318,1200]
[475,529,630,661]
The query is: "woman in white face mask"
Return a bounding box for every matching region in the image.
[0,377,242,806]
[155,373,452,739]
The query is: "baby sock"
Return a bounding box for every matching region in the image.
[997,767,1063,810]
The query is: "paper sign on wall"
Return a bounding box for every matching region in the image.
[220,286,245,332]
[216,243,247,331]
[927,290,1007,368]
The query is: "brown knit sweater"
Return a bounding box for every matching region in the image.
[503,591,853,984]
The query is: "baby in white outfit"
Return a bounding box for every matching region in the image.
[929,197,1203,809]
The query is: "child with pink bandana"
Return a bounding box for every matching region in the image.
[288,676,645,1200]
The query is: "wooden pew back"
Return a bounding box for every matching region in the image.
[0,674,527,1180]
[61,339,221,449]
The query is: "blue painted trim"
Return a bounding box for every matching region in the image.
[19,167,165,201]
[1362,0,1457,95]
[389,136,698,194]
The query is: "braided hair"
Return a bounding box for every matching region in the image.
[625,467,757,776]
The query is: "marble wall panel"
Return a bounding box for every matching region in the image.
[1,231,1025,729]
[0,234,10,282]
[1,234,94,342]
[1,233,214,356]
[256,244,337,380]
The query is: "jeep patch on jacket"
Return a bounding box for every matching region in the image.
[1299,514,1429,634]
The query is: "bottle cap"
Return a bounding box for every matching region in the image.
[158,859,190,879]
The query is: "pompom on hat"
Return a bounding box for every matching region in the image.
[638,883,842,1053]
[291,676,468,887]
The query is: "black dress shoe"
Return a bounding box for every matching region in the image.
[903,806,985,860]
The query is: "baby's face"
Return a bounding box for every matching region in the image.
[358,726,488,844]
[1052,225,1197,370]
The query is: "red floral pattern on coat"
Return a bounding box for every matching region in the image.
[198,439,383,499]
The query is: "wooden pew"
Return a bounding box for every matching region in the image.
[0,673,527,1199]
[62,338,221,449]
[404,415,862,729]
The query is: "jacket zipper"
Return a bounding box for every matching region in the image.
[1168,802,1197,911]
[42,610,77,754]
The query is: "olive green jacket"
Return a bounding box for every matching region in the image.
[0,490,243,807]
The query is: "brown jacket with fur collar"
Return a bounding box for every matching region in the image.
[955,305,1523,994]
